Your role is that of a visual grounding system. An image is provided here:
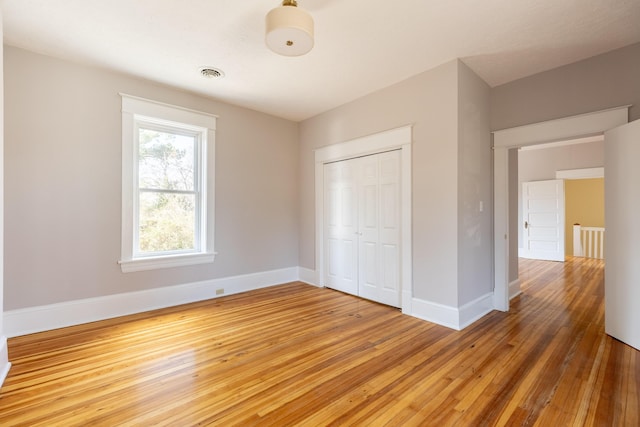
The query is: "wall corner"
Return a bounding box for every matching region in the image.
[0,6,9,389]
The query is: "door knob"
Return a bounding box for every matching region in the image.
[524,221,529,229]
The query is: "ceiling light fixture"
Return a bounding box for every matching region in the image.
[265,0,314,57]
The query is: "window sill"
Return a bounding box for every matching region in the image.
[119,252,217,273]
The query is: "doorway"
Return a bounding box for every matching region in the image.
[492,106,629,311]
[517,138,606,264]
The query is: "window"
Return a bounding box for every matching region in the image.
[120,95,216,272]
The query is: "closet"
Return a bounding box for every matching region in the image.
[323,150,401,307]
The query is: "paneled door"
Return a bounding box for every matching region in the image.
[324,150,401,308]
[521,179,565,262]
[357,151,401,307]
[324,160,358,295]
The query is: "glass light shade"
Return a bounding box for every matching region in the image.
[265,5,314,56]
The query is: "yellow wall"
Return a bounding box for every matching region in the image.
[565,178,605,256]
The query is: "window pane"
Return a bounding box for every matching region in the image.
[139,128,195,191]
[138,192,196,253]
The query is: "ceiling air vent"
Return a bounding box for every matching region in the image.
[200,67,224,79]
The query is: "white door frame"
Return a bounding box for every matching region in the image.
[315,126,412,313]
[492,106,629,311]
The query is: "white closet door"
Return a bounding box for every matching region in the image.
[324,160,358,295]
[358,151,401,307]
[324,151,401,308]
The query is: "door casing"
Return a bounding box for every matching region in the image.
[324,151,402,307]
[315,126,412,313]
[492,106,629,312]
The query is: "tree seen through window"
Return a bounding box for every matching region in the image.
[137,127,198,254]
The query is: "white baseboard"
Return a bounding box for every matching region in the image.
[409,298,461,330]
[409,292,494,331]
[4,267,299,338]
[509,279,522,299]
[294,273,490,330]
[459,293,495,330]
[298,267,320,287]
[401,290,412,315]
[0,336,10,388]
[3,265,497,338]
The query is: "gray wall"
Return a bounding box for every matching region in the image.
[519,142,604,182]
[0,14,5,350]
[6,39,637,314]
[491,43,640,131]
[457,63,492,305]
[299,60,492,308]
[492,42,639,280]
[4,46,300,310]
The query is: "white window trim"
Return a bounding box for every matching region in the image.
[119,94,217,273]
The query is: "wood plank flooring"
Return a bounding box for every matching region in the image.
[0,257,638,426]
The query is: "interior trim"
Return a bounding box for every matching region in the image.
[4,267,299,338]
[314,125,413,313]
[555,167,604,180]
[0,337,10,388]
[493,105,630,312]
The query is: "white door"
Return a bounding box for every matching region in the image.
[324,160,358,295]
[358,151,401,307]
[324,151,401,308]
[604,119,640,351]
[521,179,565,262]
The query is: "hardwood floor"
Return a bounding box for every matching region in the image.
[0,257,638,426]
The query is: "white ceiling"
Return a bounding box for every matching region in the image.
[2,0,640,122]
